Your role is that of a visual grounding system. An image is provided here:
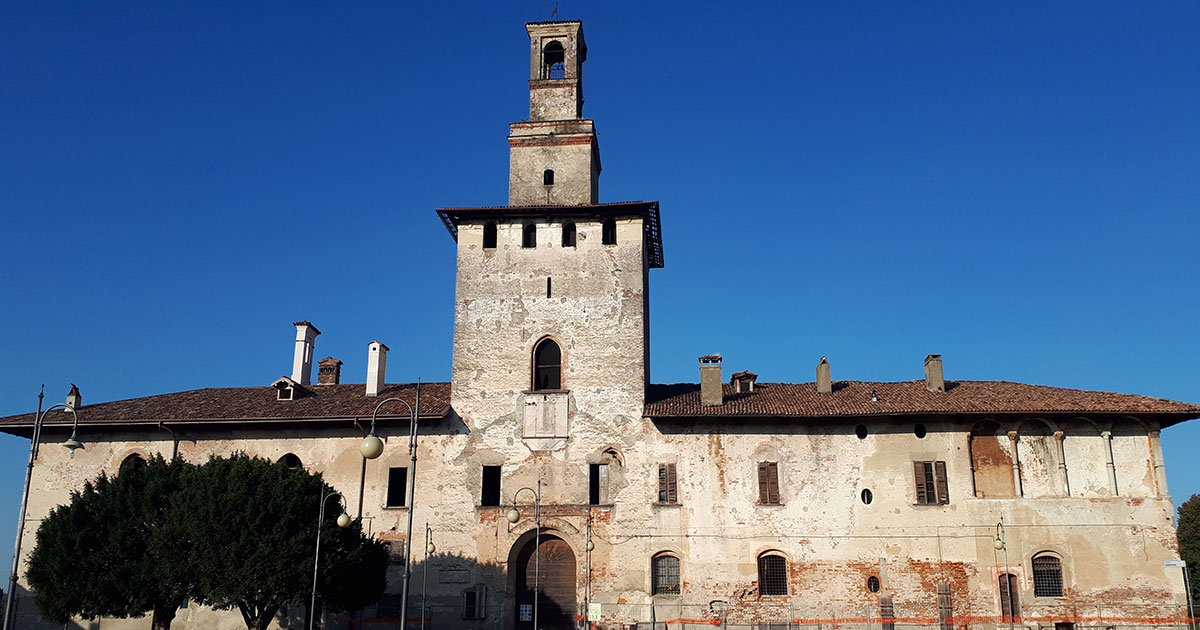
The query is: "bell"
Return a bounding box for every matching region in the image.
[336,513,352,528]
[360,435,384,459]
[506,508,521,524]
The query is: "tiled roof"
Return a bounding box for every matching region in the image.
[644,381,1200,426]
[0,382,450,431]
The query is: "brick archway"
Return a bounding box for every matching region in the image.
[514,534,577,630]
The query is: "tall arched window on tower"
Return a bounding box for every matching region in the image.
[533,338,562,390]
[523,223,537,248]
[543,169,555,185]
[543,41,565,79]
[562,222,576,247]
[602,218,617,245]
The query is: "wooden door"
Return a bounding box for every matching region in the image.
[515,535,577,630]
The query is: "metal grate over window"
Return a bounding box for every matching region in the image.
[652,554,680,595]
[757,554,787,596]
[1032,554,1063,597]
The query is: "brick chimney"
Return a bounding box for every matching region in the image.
[816,357,831,394]
[924,354,945,393]
[317,357,342,385]
[366,340,389,397]
[699,354,723,407]
[291,321,321,385]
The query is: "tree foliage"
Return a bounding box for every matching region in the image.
[26,455,190,630]
[1179,494,1200,609]
[26,453,388,630]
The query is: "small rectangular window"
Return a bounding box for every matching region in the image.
[386,467,408,507]
[913,461,949,504]
[483,222,497,249]
[758,462,780,504]
[522,223,537,248]
[601,218,617,245]
[463,585,486,619]
[481,466,501,507]
[589,463,609,505]
[657,463,678,504]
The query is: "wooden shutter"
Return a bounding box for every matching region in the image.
[934,461,950,504]
[879,596,895,630]
[658,465,668,502]
[937,584,952,630]
[759,462,779,504]
[913,461,928,504]
[666,463,677,503]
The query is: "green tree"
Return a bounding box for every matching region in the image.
[26,455,193,630]
[1179,494,1200,619]
[184,454,388,630]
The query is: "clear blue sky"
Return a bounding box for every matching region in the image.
[2,1,1198,573]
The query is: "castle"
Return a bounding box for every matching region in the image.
[2,20,1197,630]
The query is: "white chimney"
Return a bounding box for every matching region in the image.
[816,357,831,394]
[924,354,945,393]
[366,340,390,397]
[291,321,321,385]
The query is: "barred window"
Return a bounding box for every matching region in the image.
[757,553,787,596]
[652,554,680,595]
[1032,554,1063,597]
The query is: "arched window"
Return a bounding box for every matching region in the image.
[533,338,562,390]
[601,218,617,245]
[543,41,565,79]
[757,552,787,596]
[1032,554,1063,597]
[278,453,303,469]
[119,453,146,475]
[561,222,576,247]
[651,553,681,595]
[522,223,537,248]
[543,169,555,185]
[483,222,497,249]
[998,573,1019,619]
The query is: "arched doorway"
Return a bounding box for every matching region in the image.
[514,534,576,630]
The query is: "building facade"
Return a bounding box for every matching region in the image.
[2,19,1198,630]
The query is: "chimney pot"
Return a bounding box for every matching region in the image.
[924,354,945,393]
[366,340,390,397]
[65,384,81,410]
[291,321,321,385]
[317,357,343,385]
[699,354,723,406]
[816,357,831,394]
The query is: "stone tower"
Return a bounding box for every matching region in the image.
[509,21,600,207]
[439,20,663,448]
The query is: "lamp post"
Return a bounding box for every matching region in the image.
[363,390,421,629]
[421,522,434,630]
[993,520,1016,630]
[584,517,595,629]
[507,481,542,630]
[4,388,84,630]
[309,488,350,630]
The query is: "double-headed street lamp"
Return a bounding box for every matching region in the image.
[362,391,421,629]
[507,481,542,630]
[4,388,85,630]
[309,488,351,630]
[993,520,1016,630]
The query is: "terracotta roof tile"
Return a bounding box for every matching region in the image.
[644,381,1200,427]
[0,382,450,430]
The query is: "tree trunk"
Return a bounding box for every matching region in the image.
[151,605,177,630]
[238,602,281,630]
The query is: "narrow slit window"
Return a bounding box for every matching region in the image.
[543,169,555,185]
[602,218,617,245]
[483,222,497,249]
[546,277,552,298]
[386,467,408,507]
[481,465,501,507]
[522,223,537,248]
[561,222,576,247]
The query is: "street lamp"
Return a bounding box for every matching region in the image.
[507,481,542,630]
[994,520,1016,630]
[365,392,422,629]
[4,388,85,630]
[309,488,350,630]
[421,523,435,630]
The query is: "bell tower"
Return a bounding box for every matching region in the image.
[509,21,600,206]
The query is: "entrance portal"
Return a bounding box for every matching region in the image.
[514,534,577,630]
